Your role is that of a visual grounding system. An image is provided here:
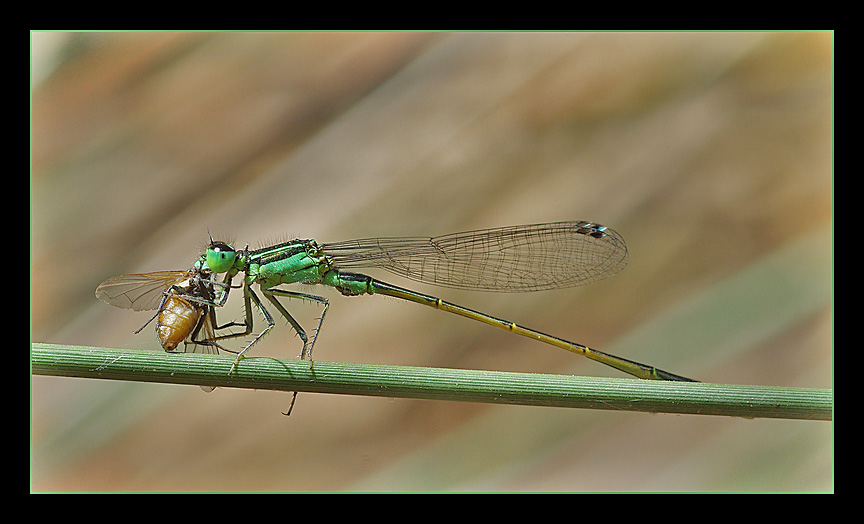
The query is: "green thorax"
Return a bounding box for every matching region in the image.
[244,239,331,288]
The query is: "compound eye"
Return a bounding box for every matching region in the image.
[205,241,236,273]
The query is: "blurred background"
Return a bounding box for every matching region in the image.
[31,32,833,492]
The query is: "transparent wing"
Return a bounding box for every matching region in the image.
[321,221,628,292]
[95,271,190,311]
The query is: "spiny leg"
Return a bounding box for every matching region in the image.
[209,304,253,335]
[211,282,308,374]
[263,288,330,361]
[208,280,256,349]
[227,283,275,373]
[188,307,237,355]
[181,282,265,377]
[188,297,253,350]
[262,288,330,416]
[262,291,309,356]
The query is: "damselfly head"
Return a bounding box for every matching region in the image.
[205,240,237,274]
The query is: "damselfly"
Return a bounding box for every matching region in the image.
[197,221,695,382]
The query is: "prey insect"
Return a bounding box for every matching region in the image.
[95,266,244,390]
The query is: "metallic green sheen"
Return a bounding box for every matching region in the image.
[249,251,327,289]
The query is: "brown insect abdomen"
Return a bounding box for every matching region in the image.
[157,296,201,351]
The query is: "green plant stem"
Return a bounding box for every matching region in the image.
[31,343,832,420]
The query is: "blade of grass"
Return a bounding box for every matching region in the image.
[31,343,831,420]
